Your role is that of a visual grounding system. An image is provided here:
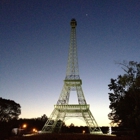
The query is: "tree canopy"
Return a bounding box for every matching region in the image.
[108,61,140,132]
[0,98,21,122]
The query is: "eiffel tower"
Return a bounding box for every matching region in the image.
[42,19,102,134]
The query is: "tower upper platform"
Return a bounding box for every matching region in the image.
[70,18,77,28]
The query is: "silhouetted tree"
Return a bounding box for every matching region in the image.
[40,114,48,121]
[108,61,140,135]
[0,98,21,122]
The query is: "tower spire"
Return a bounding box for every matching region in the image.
[66,19,80,80]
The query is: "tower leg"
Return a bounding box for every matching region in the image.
[82,110,102,134]
[42,108,66,133]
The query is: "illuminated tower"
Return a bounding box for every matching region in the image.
[42,19,102,134]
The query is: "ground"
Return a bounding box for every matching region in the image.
[8,133,138,140]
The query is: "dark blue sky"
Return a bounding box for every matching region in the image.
[1,0,140,126]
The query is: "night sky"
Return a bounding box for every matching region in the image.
[1,0,140,127]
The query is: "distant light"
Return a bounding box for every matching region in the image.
[33,128,38,133]
[22,124,27,129]
[82,130,85,134]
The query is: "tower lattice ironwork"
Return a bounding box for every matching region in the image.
[42,19,102,134]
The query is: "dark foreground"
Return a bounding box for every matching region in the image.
[9,133,138,140]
